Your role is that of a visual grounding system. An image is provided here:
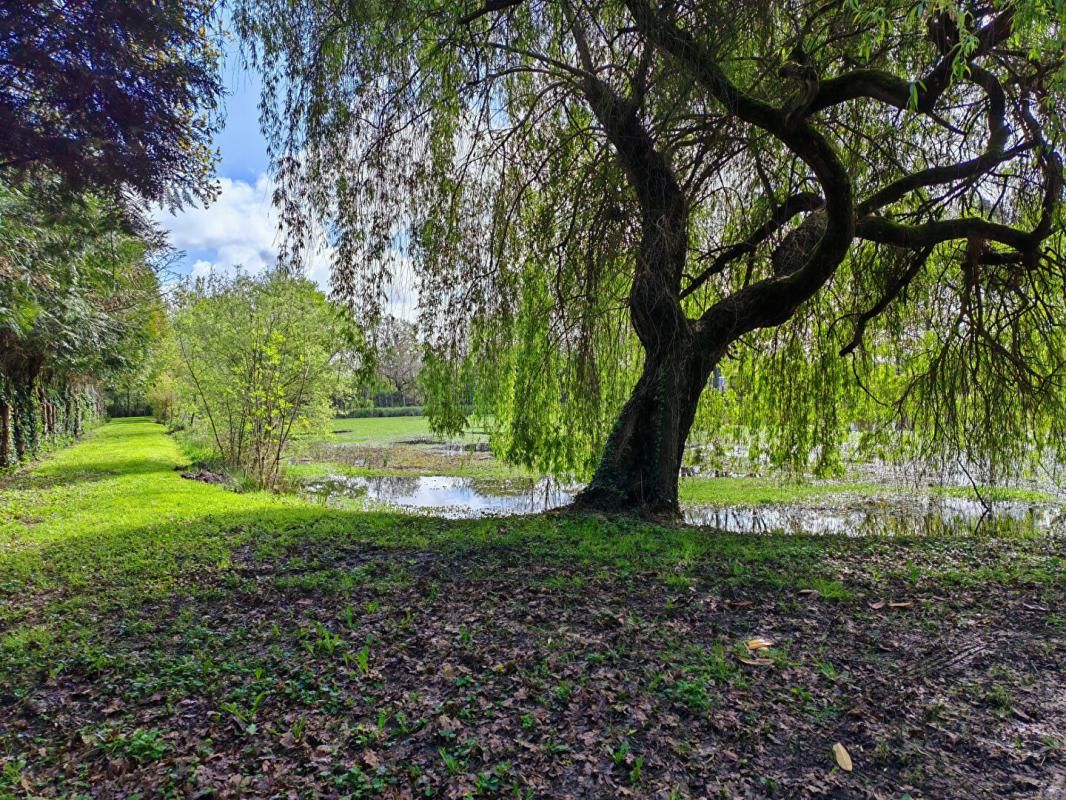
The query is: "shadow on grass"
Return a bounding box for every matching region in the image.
[0,499,841,629]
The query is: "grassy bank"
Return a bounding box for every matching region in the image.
[1,419,1063,798]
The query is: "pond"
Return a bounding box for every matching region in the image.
[302,475,574,517]
[301,474,1064,536]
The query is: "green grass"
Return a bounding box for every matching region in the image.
[0,421,812,631]
[677,476,884,505]
[2,419,1058,634]
[327,415,488,444]
[0,420,850,701]
[930,484,1054,503]
[2,419,1062,797]
[2,420,1060,667]
[0,419,305,621]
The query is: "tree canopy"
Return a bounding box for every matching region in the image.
[0,182,165,465]
[0,0,223,205]
[237,0,1066,513]
[170,272,355,488]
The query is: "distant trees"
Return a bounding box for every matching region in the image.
[171,272,354,488]
[375,317,423,406]
[327,317,424,413]
[0,0,222,205]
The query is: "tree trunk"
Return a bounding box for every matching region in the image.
[0,403,10,467]
[575,341,718,517]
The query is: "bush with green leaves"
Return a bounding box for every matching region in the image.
[172,272,356,488]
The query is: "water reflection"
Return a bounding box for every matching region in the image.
[682,497,1062,536]
[302,475,573,518]
[301,474,1063,535]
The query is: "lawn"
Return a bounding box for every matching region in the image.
[328,416,489,445]
[330,415,439,444]
[1,419,1063,798]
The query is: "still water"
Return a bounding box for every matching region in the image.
[302,474,1063,535]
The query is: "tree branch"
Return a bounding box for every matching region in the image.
[624,0,855,345]
[680,192,823,300]
[856,215,1037,252]
[460,0,526,25]
[839,246,932,356]
[810,8,1016,116]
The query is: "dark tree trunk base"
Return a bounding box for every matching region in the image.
[573,346,715,518]
[569,489,682,521]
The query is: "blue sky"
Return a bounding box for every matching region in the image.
[153,43,337,289]
[214,47,268,183]
[155,40,419,317]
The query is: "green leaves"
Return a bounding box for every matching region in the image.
[172,271,356,488]
[237,0,1066,488]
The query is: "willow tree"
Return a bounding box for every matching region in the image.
[237,0,1066,515]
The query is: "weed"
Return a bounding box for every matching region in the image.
[354,643,371,677]
[220,689,268,734]
[629,755,644,786]
[819,661,840,682]
[439,747,463,775]
[981,683,1013,714]
[341,605,357,630]
[102,728,169,763]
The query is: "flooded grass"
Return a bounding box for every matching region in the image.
[299,472,1063,536]
[286,417,1065,536]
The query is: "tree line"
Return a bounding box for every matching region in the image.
[0,1,223,469]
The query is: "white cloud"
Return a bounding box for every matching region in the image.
[156,174,283,277]
[155,172,419,320]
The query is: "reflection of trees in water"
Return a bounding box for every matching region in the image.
[366,476,422,500]
[682,500,1049,537]
[305,473,1055,534]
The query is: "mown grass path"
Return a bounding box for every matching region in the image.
[1,419,1063,798]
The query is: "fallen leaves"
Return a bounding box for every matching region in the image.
[5,521,1061,800]
[867,599,913,610]
[739,636,776,666]
[737,640,780,669]
[737,655,774,666]
[832,742,853,772]
[745,637,775,651]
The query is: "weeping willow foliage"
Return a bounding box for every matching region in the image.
[237,0,1066,483]
[691,234,1066,479]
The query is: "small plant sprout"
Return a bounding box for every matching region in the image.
[355,643,371,677]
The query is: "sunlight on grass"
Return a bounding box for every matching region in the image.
[328,415,488,444]
[2,419,1060,679]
